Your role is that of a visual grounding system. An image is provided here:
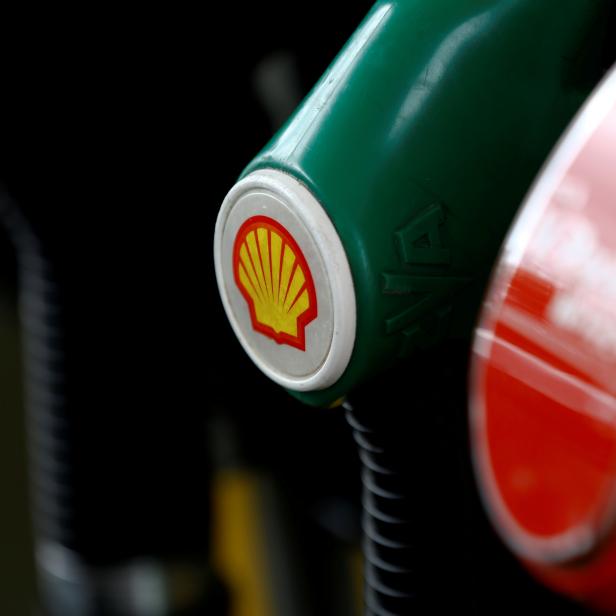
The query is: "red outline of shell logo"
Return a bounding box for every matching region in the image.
[233,216,318,351]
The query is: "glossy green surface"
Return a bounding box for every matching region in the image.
[242,0,610,406]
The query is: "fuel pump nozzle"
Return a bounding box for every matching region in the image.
[214,1,614,613]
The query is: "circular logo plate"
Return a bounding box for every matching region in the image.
[214,169,355,391]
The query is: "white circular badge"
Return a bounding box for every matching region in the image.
[214,169,356,391]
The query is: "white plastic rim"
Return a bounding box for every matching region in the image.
[214,168,356,391]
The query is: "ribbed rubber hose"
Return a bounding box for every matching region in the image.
[345,400,419,616]
[0,196,72,549]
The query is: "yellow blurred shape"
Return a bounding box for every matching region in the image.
[212,470,273,616]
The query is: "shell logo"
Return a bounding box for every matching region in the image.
[233,216,318,351]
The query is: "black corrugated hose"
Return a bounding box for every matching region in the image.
[345,401,418,615]
[0,194,69,550]
[343,343,477,616]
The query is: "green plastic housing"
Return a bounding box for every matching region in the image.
[241,0,611,406]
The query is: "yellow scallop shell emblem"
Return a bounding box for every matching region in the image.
[233,216,318,350]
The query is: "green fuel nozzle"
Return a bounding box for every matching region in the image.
[215,0,612,407]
